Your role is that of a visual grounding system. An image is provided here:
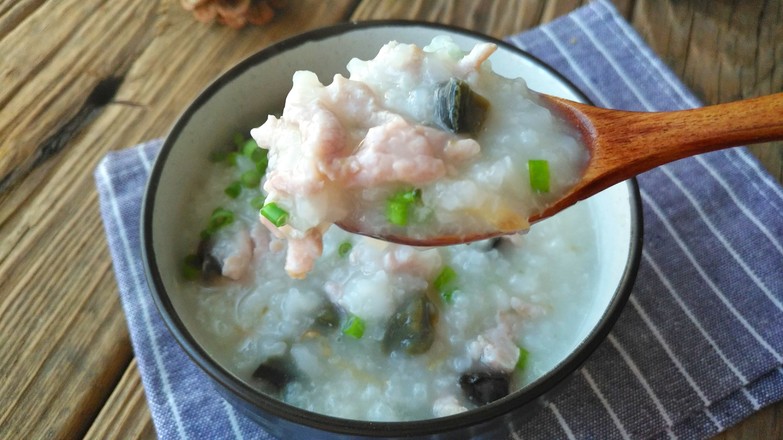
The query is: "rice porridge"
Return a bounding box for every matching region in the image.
[177,37,597,422]
[251,36,587,278]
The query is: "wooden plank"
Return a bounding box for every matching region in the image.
[84,359,156,440]
[0,1,356,439]
[352,0,548,38]
[0,1,160,192]
[630,0,783,182]
[715,402,783,440]
[350,0,637,36]
[1,0,779,439]
[0,208,133,439]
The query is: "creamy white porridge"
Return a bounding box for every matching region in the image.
[175,37,597,422]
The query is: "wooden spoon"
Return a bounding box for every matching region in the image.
[338,92,783,246]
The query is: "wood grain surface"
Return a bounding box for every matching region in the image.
[0,1,780,439]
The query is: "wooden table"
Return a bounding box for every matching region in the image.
[1,1,780,438]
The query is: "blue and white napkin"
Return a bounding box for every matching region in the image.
[96,1,783,438]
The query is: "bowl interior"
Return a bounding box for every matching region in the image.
[144,22,640,433]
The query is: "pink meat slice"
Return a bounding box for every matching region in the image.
[252,64,481,278]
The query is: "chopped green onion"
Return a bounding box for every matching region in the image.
[250,195,266,210]
[225,152,239,166]
[528,159,550,193]
[224,181,242,199]
[241,170,261,188]
[208,207,235,231]
[241,138,256,155]
[209,150,229,163]
[390,188,421,204]
[232,132,246,148]
[386,200,410,226]
[337,241,353,257]
[248,148,267,164]
[434,265,457,302]
[434,266,457,290]
[516,347,530,371]
[239,138,269,169]
[386,188,421,226]
[241,139,259,156]
[341,314,365,339]
[182,254,201,280]
[260,202,289,227]
[255,159,268,174]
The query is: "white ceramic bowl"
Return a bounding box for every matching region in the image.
[142,21,643,439]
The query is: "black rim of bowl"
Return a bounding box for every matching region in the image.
[141,19,644,437]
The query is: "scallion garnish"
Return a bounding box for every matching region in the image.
[516,347,530,371]
[528,159,550,193]
[241,170,261,188]
[209,151,229,163]
[260,202,289,227]
[341,314,365,339]
[434,265,457,302]
[337,241,353,257]
[208,207,235,231]
[249,148,267,164]
[241,139,259,157]
[182,254,201,280]
[226,152,239,166]
[200,207,235,241]
[232,132,246,148]
[386,200,410,226]
[224,181,241,199]
[239,138,269,170]
[250,195,266,210]
[386,188,421,226]
[256,159,268,175]
[392,188,421,204]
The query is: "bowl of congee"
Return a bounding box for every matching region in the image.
[142,21,643,439]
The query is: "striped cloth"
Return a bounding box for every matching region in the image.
[95,1,783,438]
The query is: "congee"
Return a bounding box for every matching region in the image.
[177,37,596,421]
[251,36,587,278]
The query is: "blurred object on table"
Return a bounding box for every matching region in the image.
[181,0,287,28]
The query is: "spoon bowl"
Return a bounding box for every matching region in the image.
[340,92,783,246]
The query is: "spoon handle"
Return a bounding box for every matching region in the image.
[589,92,783,181]
[532,92,783,222]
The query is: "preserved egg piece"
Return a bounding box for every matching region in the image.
[382,294,438,355]
[196,238,223,282]
[468,237,502,252]
[435,78,490,134]
[470,235,526,254]
[313,301,341,332]
[252,356,297,394]
[458,371,510,405]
